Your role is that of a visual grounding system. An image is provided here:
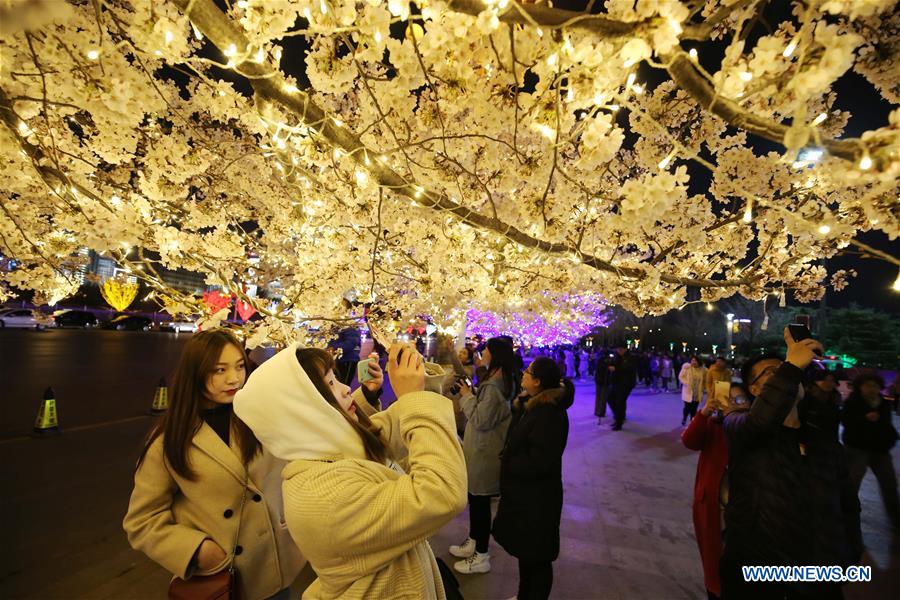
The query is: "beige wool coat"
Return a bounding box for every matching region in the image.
[123,420,305,600]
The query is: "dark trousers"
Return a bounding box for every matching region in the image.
[720,552,845,600]
[468,493,492,553]
[594,382,609,418]
[683,401,699,423]
[610,385,633,426]
[517,559,553,600]
[846,446,900,527]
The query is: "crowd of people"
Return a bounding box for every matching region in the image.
[122,327,898,600]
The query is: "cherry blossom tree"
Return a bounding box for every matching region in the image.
[0,0,897,346]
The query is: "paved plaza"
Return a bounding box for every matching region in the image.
[2,380,898,598]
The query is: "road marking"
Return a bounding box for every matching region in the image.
[0,415,153,444]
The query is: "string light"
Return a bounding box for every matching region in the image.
[164,30,174,45]
[689,48,698,60]
[86,49,100,60]
[743,200,753,223]
[783,40,798,57]
[858,153,872,170]
[546,53,558,67]
[224,44,238,57]
[533,124,555,139]
[626,73,636,88]
[818,224,831,235]
[811,113,827,126]
[192,24,203,41]
[284,83,299,93]
[320,0,328,15]
[739,71,753,82]
[658,150,675,170]
[706,303,713,311]
[893,268,900,292]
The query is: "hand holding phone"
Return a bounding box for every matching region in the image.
[784,326,824,369]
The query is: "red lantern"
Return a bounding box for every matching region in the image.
[235,299,256,321]
[202,290,232,313]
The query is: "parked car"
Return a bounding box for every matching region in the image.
[160,320,198,333]
[54,309,99,328]
[0,309,47,329]
[102,314,153,331]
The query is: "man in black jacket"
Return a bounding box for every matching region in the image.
[607,345,636,431]
[721,328,862,599]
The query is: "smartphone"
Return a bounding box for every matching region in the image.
[788,322,823,356]
[788,323,811,342]
[357,358,375,383]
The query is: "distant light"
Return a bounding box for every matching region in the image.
[798,147,824,163]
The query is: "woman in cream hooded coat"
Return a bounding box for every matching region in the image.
[234,342,467,599]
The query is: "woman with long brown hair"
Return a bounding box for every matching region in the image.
[123,329,305,600]
[234,341,467,599]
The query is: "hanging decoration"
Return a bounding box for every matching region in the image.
[100,277,139,312]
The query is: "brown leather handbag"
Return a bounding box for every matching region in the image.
[168,475,248,600]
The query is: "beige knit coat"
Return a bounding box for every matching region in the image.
[281,391,467,599]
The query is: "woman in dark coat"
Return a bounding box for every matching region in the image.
[492,357,574,600]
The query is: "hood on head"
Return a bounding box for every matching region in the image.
[233,342,367,462]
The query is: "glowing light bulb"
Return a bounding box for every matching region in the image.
[739,71,752,82]
[192,24,203,40]
[164,30,174,45]
[783,40,797,58]
[86,49,100,60]
[355,169,368,186]
[374,30,382,43]
[812,113,827,126]
[320,0,328,14]
[706,303,713,311]
[546,53,558,67]
[626,73,636,88]
[818,224,831,235]
[689,48,698,60]
[533,124,555,139]
[859,154,872,170]
[224,43,237,57]
[893,269,900,292]
[284,83,299,93]
[658,152,674,170]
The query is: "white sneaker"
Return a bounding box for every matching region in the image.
[454,551,491,574]
[448,537,476,558]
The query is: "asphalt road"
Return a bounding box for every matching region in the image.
[0,328,190,439]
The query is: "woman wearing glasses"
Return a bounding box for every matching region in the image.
[491,357,574,600]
